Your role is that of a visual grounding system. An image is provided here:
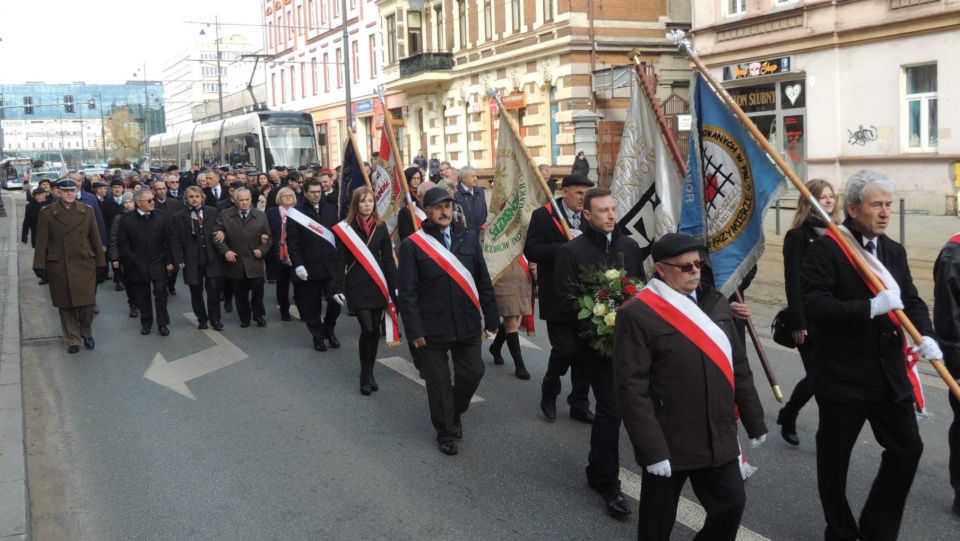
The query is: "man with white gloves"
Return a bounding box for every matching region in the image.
[613,233,767,541]
[802,169,936,541]
[285,177,343,352]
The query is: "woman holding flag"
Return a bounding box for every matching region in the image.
[333,187,400,396]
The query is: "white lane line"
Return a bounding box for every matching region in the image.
[378,355,484,404]
[619,468,772,541]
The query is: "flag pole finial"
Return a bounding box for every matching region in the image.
[666,29,696,59]
[627,48,643,65]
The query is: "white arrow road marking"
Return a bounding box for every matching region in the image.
[516,334,542,350]
[143,313,248,400]
[619,468,772,540]
[377,356,484,404]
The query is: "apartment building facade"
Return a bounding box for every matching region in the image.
[691,0,960,214]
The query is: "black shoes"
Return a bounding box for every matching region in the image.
[240,321,250,328]
[360,375,373,396]
[953,494,960,516]
[198,321,209,330]
[115,282,124,291]
[255,316,267,327]
[224,301,233,313]
[438,441,458,456]
[280,310,291,321]
[314,338,327,352]
[129,306,139,318]
[141,327,151,335]
[571,408,596,425]
[777,408,800,446]
[83,336,95,350]
[211,321,224,331]
[369,373,379,392]
[327,333,341,348]
[67,345,80,354]
[600,490,632,519]
[158,325,170,337]
[515,363,531,380]
[541,395,558,421]
[489,344,505,365]
[168,287,177,296]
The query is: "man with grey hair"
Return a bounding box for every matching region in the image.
[117,187,174,336]
[454,165,487,237]
[801,169,939,540]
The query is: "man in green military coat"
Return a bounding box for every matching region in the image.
[33,179,107,353]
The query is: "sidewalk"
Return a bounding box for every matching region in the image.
[0,191,27,540]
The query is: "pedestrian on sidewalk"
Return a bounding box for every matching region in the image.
[777,179,840,445]
[22,187,51,249]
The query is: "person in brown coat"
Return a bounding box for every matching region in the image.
[613,233,767,541]
[32,179,107,353]
[213,188,272,328]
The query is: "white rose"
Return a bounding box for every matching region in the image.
[603,312,617,326]
[593,303,608,316]
[604,269,621,281]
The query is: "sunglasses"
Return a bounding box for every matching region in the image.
[660,259,705,273]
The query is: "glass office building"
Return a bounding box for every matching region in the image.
[0,82,165,166]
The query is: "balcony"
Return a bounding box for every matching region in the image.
[399,51,454,78]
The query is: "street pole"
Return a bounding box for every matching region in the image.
[142,63,150,165]
[342,0,353,132]
[98,94,106,164]
[215,16,225,120]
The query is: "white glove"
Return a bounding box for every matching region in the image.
[917,336,943,361]
[749,434,766,448]
[645,459,671,477]
[295,265,308,281]
[333,293,346,306]
[869,290,903,319]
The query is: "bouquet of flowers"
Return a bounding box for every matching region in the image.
[575,265,645,358]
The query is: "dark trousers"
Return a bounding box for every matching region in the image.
[265,255,279,282]
[167,268,179,291]
[133,278,170,328]
[419,335,485,443]
[231,276,265,324]
[951,391,960,498]
[638,459,745,541]
[782,340,815,417]
[816,396,923,541]
[582,355,621,492]
[113,264,124,284]
[222,275,234,305]
[294,278,340,342]
[116,264,137,307]
[276,264,293,314]
[542,320,591,410]
[188,272,222,324]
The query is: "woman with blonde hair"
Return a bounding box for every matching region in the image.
[334,186,399,395]
[266,187,298,319]
[777,178,841,445]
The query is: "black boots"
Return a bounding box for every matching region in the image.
[489,325,506,365]
[359,335,380,395]
[506,331,530,380]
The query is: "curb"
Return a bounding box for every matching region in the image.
[0,192,28,540]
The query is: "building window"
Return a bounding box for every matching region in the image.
[512,0,521,31]
[311,57,318,95]
[386,15,397,64]
[543,0,553,20]
[369,35,378,78]
[408,11,422,55]
[458,0,467,48]
[298,6,304,35]
[288,9,294,39]
[484,0,492,39]
[202,83,220,92]
[268,21,274,49]
[64,95,75,113]
[336,47,343,88]
[271,74,277,106]
[904,64,937,151]
[291,65,298,100]
[725,0,746,16]
[352,41,360,83]
[334,0,340,18]
[323,53,330,91]
[434,5,444,51]
[321,0,327,23]
[278,16,284,47]
[351,0,357,9]
[308,0,314,31]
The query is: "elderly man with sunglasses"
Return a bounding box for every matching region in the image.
[612,233,767,541]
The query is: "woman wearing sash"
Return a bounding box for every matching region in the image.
[777,179,840,445]
[335,187,399,395]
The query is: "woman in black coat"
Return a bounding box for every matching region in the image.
[777,178,840,445]
[334,187,399,395]
[22,188,51,248]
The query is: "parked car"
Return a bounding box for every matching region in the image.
[23,170,62,200]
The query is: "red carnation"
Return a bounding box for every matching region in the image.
[624,284,638,296]
[598,290,610,300]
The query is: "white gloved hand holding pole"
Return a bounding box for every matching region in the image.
[869,290,903,319]
[646,459,671,477]
[333,293,346,306]
[295,265,308,281]
[917,336,943,361]
[749,434,766,448]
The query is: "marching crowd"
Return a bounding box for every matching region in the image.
[22,157,960,540]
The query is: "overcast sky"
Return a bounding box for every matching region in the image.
[2,0,264,85]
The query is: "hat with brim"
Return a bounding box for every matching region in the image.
[32,187,47,196]
[423,187,454,207]
[57,179,78,190]
[651,233,706,263]
[110,178,124,187]
[92,181,109,189]
[559,174,594,189]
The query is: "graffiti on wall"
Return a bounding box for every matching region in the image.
[847,125,878,146]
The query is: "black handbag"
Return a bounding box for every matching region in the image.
[771,307,797,349]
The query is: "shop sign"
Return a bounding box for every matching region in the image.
[722,57,792,81]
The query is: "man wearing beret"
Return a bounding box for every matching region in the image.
[524,173,595,424]
[398,187,500,456]
[613,232,767,540]
[33,179,107,353]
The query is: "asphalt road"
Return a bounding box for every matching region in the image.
[18,235,960,540]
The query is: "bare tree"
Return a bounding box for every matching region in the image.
[104,109,145,160]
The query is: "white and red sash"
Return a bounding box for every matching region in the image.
[286,207,336,248]
[949,232,960,246]
[409,228,480,311]
[332,221,402,346]
[544,202,581,238]
[518,255,536,336]
[413,204,426,228]
[825,226,926,412]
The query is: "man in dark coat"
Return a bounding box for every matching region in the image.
[117,189,174,336]
[285,177,342,351]
[524,173,594,423]
[454,166,487,237]
[614,233,767,540]
[153,178,184,296]
[398,187,500,456]
[69,172,108,249]
[934,226,960,516]
[171,186,224,331]
[166,172,184,200]
[22,187,51,248]
[32,179,106,353]
[101,178,126,234]
[204,171,230,208]
[802,169,938,541]
[553,187,642,519]
[213,188,272,328]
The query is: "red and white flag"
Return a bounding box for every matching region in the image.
[369,129,405,237]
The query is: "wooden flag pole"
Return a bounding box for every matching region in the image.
[668,30,960,402]
[488,88,574,241]
[376,85,420,231]
[628,49,783,402]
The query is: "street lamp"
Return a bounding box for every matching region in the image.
[200,16,226,120]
